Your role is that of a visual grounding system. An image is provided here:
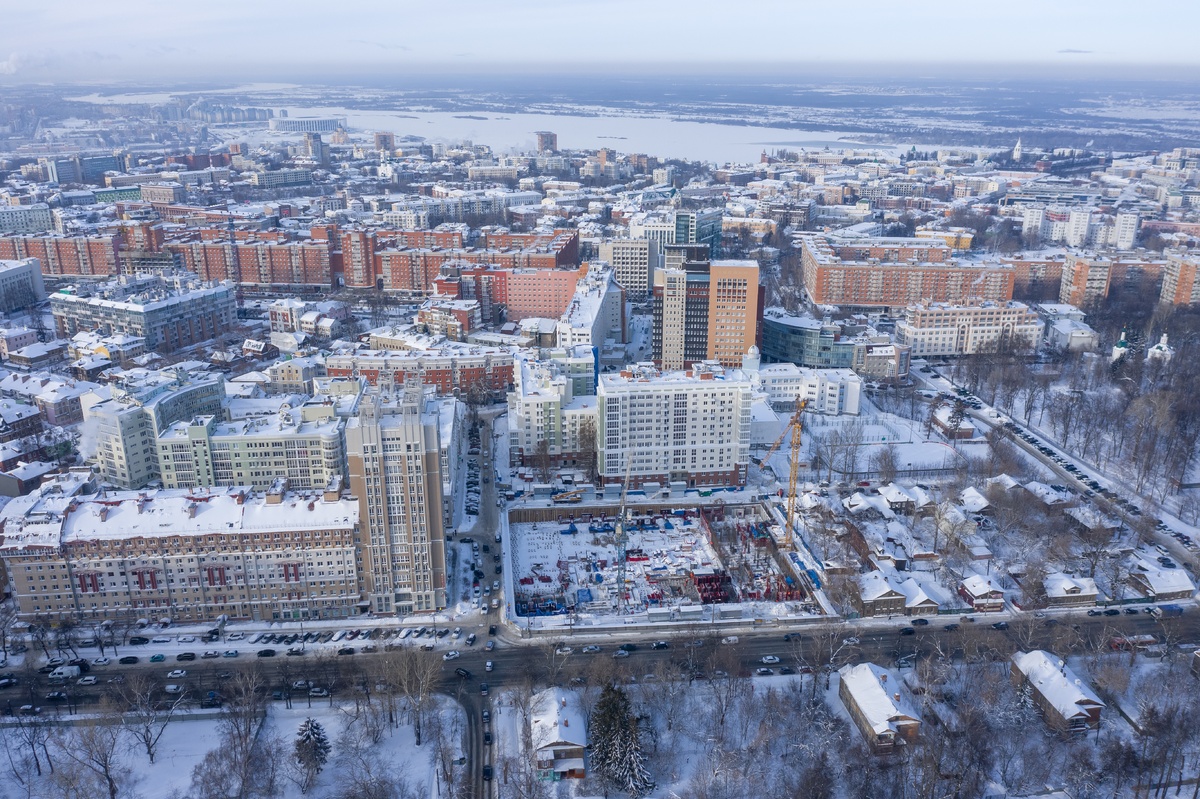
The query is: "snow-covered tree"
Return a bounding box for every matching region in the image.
[294,717,331,794]
[588,684,654,798]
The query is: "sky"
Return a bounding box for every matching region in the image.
[2,0,1199,83]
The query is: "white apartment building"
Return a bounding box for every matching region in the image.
[556,261,625,350]
[597,361,752,489]
[0,204,53,234]
[156,411,345,491]
[0,258,47,314]
[895,302,1044,357]
[507,347,598,468]
[748,360,862,415]
[345,386,446,616]
[598,238,659,300]
[82,370,226,489]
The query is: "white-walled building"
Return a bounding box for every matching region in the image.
[597,361,752,489]
[556,261,625,350]
[742,351,861,415]
[597,238,659,300]
[895,302,1043,357]
[506,347,598,469]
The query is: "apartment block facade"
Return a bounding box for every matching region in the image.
[1160,252,1200,306]
[156,412,345,491]
[799,235,1014,310]
[0,258,47,313]
[0,473,362,623]
[597,362,752,489]
[51,277,237,353]
[598,238,659,300]
[895,302,1044,357]
[346,388,447,615]
[653,260,762,370]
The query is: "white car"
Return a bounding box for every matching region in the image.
[178,635,196,643]
[91,657,110,666]
[761,655,780,665]
[452,627,462,638]
[613,650,630,659]
[443,651,461,661]
[227,632,246,641]
[486,660,494,672]
[151,636,172,644]
[555,646,573,656]
[164,684,184,694]
[166,669,187,679]
[78,675,97,685]
[842,637,860,646]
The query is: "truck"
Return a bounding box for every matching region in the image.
[1150,604,1185,619]
[47,665,81,683]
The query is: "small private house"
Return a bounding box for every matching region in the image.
[1129,558,1196,601]
[959,574,1005,612]
[838,662,921,753]
[1044,572,1100,608]
[530,687,587,781]
[1010,650,1105,733]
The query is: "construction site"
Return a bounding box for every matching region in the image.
[507,501,823,620]
[504,396,828,622]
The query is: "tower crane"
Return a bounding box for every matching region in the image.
[757,396,805,480]
[785,399,807,549]
[614,449,635,615]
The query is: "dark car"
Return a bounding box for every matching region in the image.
[488,626,497,636]
[257,649,277,657]
[484,731,493,745]
[779,666,796,675]
[991,621,1010,630]
[619,643,638,652]
[899,627,916,636]
[129,636,150,646]
[338,647,356,656]
[482,766,493,781]
[119,656,139,665]
[1103,609,1121,617]
[651,641,669,650]
[943,623,960,632]
[454,668,471,679]
[1124,608,1140,615]
[911,618,930,626]
[176,652,196,661]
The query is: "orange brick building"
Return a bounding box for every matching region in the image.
[0,234,121,277]
[800,235,1013,310]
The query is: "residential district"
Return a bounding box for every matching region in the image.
[0,106,1198,799]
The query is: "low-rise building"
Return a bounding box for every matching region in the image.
[838,662,921,753]
[958,574,1005,612]
[1010,650,1104,733]
[530,687,587,780]
[1043,573,1100,608]
[0,327,39,360]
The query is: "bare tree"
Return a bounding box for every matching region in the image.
[532,438,553,483]
[118,672,185,763]
[52,714,130,799]
[389,647,442,746]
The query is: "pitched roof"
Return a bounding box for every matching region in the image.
[1011,650,1104,720]
[838,662,920,735]
[530,687,586,751]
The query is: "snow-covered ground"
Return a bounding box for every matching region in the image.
[0,695,465,799]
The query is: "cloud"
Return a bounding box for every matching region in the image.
[1058,48,1093,54]
[0,53,19,74]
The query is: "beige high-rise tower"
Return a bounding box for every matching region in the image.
[707,260,760,367]
[346,384,446,615]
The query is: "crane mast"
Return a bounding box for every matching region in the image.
[614,450,634,615]
[785,399,807,549]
